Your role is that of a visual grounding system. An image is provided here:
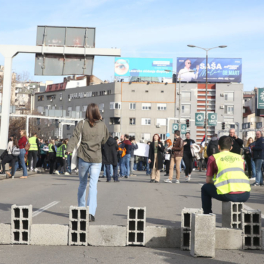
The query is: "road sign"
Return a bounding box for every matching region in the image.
[242,123,250,130]
[257,88,264,109]
[208,113,217,126]
[256,122,262,129]
[195,113,205,126]
[172,123,179,133]
[181,124,187,134]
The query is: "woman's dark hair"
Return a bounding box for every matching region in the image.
[152,133,161,142]
[85,103,101,127]
[13,136,19,148]
[130,136,135,141]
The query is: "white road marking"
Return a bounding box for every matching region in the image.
[32,201,60,217]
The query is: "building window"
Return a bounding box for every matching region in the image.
[37,106,44,113]
[129,103,136,110]
[92,92,98,97]
[130,118,136,125]
[67,125,70,130]
[109,117,120,125]
[141,118,151,125]
[99,91,104,96]
[107,90,112,95]
[224,92,234,101]
[82,106,87,112]
[160,134,166,141]
[76,106,80,112]
[157,103,167,110]
[85,92,92,97]
[110,102,121,109]
[142,103,151,110]
[59,93,62,100]
[225,105,234,115]
[182,104,191,114]
[67,107,72,116]
[156,119,166,126]
[47,95,55,101]
[37,95,44,101]
[161,90,164,93]
[99,103,104,111]
[141,133,151,141]
[181,92,191,101]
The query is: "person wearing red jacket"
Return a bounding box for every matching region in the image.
[17,130,28,179]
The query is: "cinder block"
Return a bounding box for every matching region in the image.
[145,226,181,248]
[215,228,242,250]
[0,224,11,244]
[262,229,264,250]
[222,202,244,228]
[190,213,216,258]
[127,207,146,246]
[88,225,126,247]
[11,205,32,245]
[181,229,191,250]
[68,206,89,246]
[181,208,203,229]
[31,224,68,246]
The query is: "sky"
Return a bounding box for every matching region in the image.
[0,0,263,91]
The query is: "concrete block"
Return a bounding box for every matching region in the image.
[190,213,216,258]
[181,208,203,229]
[181,229,191,250]
[215,228,242,250]
[31,224,68,246]
[0,224,11,244]
[88,225,126,247]
[262,229,264,250]
[145,226,181,248]
[222,202,243,228]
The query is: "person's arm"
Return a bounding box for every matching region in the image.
[62,145,66,158]
[206,176,214,184]
[66,121,84,153]
[101,123,109,145]
[252,141,262,151]
[52,145,56,153]
[134,143,138,150]
[173,139,183,151]
[235,138,243,147]
[205,156,217,184]
[158,142,165,152]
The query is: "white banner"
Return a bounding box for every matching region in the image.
[134,143,149,157]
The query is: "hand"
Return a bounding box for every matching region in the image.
[158,144,161,148]
[63,157,65,160]
[66,152,72,155]
[148,159,151,164]
[184,142,187,146]
[234,134,238,139]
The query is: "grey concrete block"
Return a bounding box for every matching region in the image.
[145,226,181,248]
[190,213,216,258]
[181,229,191,250]
[31,224,68,246]
[262,229,264,250]
[215,228,242,250]
[222,202,243,228]
[88,225,126,247]
[0,224,11,244]
[181,208,203,229]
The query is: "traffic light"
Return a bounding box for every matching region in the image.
[186,119,190,128]
[222,122,225,130]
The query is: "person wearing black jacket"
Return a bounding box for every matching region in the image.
[229,129,243,155]
[102,136,119,182]
[148,134,165,183]
[251,131,264,186]
[183,132,195,182]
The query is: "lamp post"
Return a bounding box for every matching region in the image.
[187,45,227,142]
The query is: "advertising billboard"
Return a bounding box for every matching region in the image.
[114,58,173,77]
[257,88,264,109]
[177,57,242,83]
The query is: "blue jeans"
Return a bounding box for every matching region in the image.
[146,157,151,175]
[78,158,101,216]
[180,159,186,172]
[15,148,28,176]
[67,155,71,173]
[251,158,256,178]
[202,183,250,214]
[103,164,113,177]
[255,159,263,185]
[121,154,131,177]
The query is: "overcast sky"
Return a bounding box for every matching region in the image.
[0,0,263,91]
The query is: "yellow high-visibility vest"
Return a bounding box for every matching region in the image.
[28,137,38,151]
[213,151,251,195]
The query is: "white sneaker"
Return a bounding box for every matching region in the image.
[164,179,172,183]
[64,172,70,176]
[185,177,189,182]
[55,170,60,175]
[175,180,180,184]
[188,175,191,180]
[34,168,38,173]
[250,177,256,181]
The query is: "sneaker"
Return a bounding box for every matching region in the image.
[164,179,172,183]
[55,170,60,175]
[130,174,137,177]
[253,183,260,186]
[64,172,70,176]
[125,176,128,178]
[34,168,38,173]
[150,179,155,183]
[250,177,256,181]
[175,180,180,184]
[188,175,191,180]
[185,177,189,182]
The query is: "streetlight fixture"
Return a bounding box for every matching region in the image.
[187,45,227,142]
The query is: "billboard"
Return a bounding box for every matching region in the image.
[177,58,242,83]
[257,88,264,109]
[114,58,173,77]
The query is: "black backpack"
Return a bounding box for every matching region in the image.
[207,140,219,157]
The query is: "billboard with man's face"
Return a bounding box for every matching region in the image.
[114,57,173,77]
[176,57,242,83]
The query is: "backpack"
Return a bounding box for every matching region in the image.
[12,146,21,156]
[118,143,126,158]
[207,140,219,157]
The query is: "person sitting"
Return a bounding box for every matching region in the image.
[201,136,251,214]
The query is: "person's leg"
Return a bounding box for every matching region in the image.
[154,154,160,182]
[251,158,256,179]
[146,157,150,175]
[105,164,111,181]
[32,151,38,169]
[261,160,264,185]
[67,155,71,173]
[56,158,62,172]
[225,192,250,203]
[113,165,118,181]
[19,149,28,176]
[151,154,157,180]
[126,154,131,177]
[189,156,193,176]
[176,157,182,180]
[110,164,113,177]
[201,183,230,214]
[255,159,262,185]
[168,157,175,181]
[130,157,134,174]
[27,151,32,170]
[11,158,17,176]
[183,154,189,177]
[78,158,90,207]
[87,163,101,216]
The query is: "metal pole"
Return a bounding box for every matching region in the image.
[0,57,13,151]
[205,50,208,142]
[179,76,181,131]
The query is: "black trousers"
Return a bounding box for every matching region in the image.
[1,154,17,176]
[183,152,193,176]
[56,157,66,173]
[49,153,56,174]
[40,154,47,169]
[244,155,252,177]
[28,151,38,169]
[165,160,171,174]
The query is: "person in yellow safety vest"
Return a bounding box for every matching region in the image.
[28,132,40,172]
[201,136,251,214]
[48,140,56,174]
[54,139,68,175]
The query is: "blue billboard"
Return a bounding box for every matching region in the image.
[176,58,242,83]
[114,57,173,77]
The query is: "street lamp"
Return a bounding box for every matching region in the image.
[187,45,227,142]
